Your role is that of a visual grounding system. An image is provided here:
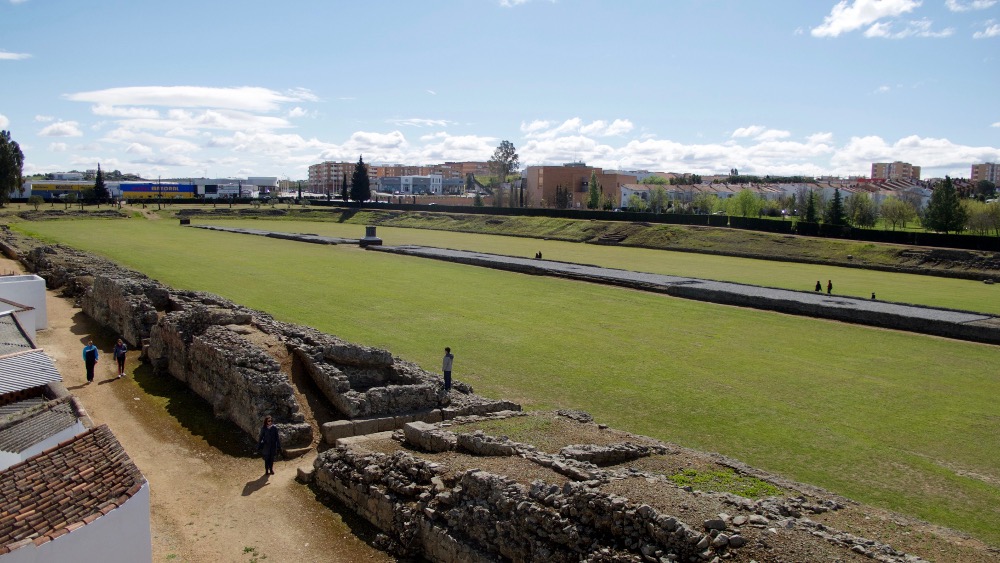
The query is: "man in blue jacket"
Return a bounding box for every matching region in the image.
[82,340,99,383]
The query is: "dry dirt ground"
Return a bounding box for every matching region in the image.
[3,256,392,563]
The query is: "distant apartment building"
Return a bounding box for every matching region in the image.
[378,174,443,195]
[524,163,637,208]
[871,161,921,181]
[308,161,379,194]
[971,163,1000,184]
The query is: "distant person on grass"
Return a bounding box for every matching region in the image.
[82,340,99,383]
[827,280,833,294]
[815,281,822,292]
[442,347,454,391]
[257,415,281,476]
[113,338,127,378]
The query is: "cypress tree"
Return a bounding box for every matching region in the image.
[824,188,846,226]
[350,156,370,202]
[924,176,967,233]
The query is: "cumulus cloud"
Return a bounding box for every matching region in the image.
[92,104,160,119]
[0,114,8,129]
[945,0,996,11]
[0,50,31,60]
[66,86,316,112]
[48,142,67,152]
[973,19,1000,38]
[811,0,921,38]
[39,121,83,137]
[34,115,54,122]
[864,18,954,38]
[731,126,790,141]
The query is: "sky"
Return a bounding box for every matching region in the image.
[1,0,999,181]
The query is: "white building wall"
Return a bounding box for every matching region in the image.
[0,276,47,330]
[0,483,152,563]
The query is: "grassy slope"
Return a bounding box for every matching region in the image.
[178,214,1000,315]
[14,217,1000,546]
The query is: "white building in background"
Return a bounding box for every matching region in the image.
[0,274,47,331]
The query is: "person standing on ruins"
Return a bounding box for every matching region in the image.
[442,347,454,392]
[257,415,281,476]
[82,340,99,383]
[113,338,127,378]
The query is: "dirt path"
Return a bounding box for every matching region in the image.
[6,257,391,563]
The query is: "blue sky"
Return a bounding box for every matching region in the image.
[1,0,998,180]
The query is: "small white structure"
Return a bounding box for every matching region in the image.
[0,275,46,331]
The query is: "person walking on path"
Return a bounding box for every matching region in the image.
[442,347,454,391]
[827,280,833,294]
[814,281,822,292]
[82,340,99,383]
[257,415,281,476]
[113,338,127,378]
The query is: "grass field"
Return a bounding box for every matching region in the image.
[180,215,998,315]
[12,216,1000,546]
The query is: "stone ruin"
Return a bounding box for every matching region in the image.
[0,231,518,450]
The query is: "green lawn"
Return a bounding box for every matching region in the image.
[13,217,1000,546]
[180,216,998,315]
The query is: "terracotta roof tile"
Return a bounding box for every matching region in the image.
[0,425,146,552]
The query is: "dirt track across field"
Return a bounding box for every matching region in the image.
[6,256,391,563]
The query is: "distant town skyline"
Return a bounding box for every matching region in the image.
[2,0,998,180]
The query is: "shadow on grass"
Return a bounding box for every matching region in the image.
[130,362,257,458]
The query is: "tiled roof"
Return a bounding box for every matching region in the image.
[0,397,79,454]
[0,349,62,395]
[0,425,146,554]
[0,314,33,356]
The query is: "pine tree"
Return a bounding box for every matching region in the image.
[824,188,846,226]
[93,163,109,205]
[350,156,370,202]
[923,176,968,233]
[341,173,348,202]
[587,170,600,209]
[804,190,818,223]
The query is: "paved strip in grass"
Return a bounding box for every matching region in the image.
[193,225,1000,344]
[378,245,997,333]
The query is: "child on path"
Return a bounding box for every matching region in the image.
[113,338,127,378]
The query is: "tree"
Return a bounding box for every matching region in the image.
[649,186,668,214]
[845,191,878,228]
[587,170,601,209]
[0,130,25,207]
[923,176,967,233]
[473,192,484,207]
[626,193,648,212]
[350,156,370,202]
[804,190,819,223]
[975,180,996,200]
[554,185,570,209]
[823,188,847,226]
[730,189,762,217]
[341,173,348,202]
[488,140,519,185]
[93,163,109,205]
[28,195,43,210]
[879,196,917,231]
[63,192,78,209]
[641,175,667,185]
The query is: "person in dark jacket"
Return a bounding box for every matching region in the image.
[113,338,127,378]
[257,416,281,475]
[82,340,99,383]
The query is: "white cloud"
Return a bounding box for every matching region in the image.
[811,0,921,38]
[945,0,996,11]
[34,115,54,122]
[499,0,529,6]
[48,142,67,152]
[754,129,792,141]
[875,85,892,93]
[864,18,954,38]
[125,143,153,156]
[731,126,790,141]
[92,104,160,119]
[38,121,83,137]
[0,114,8,129]
[973,20,1000,38]
[426,90,437,95]
[287,107,307,118]
[992,121,1000,127]
[386,118,455,128]
[731,125,766,138]
[66,86,316,112]
[522,118,634,139]
[0,50,31,60]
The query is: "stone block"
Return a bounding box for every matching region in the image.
[377,416,397,432]
[321,420,355,444]
[353,417,380,436]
